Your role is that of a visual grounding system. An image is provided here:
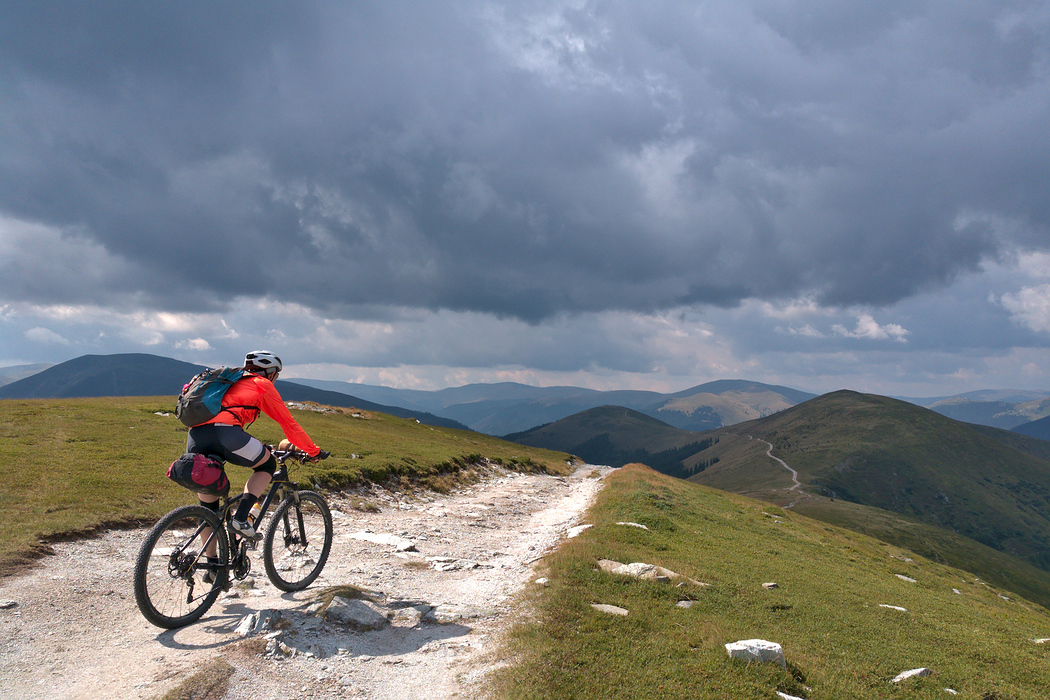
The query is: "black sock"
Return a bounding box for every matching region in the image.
[234,494,258,522]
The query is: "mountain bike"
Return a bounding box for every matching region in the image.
[133,446,334,629]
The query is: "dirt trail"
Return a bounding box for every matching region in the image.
[0,464,609,700]
[755,439,811,510]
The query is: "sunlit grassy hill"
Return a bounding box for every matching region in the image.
[494,464,1050,699]
[684,390,1050,608]
[0,396,572,575]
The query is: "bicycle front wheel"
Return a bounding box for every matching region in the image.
[263,490,333,592]
[133,504,229,629]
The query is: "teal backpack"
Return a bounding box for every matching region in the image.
[174,366,246,427]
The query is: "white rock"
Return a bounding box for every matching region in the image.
[725,639,786,668]
[616,522,649,530]
[234,609,279,637]
[567,524,594,538]
[534,578,550,586]
[392,605,431,626]
[762,582,779,590]
[426,603,495,623]
[1033,638,1050,644]
[675,600,695,609]
[891,667,932,683]
[777,692,805,700]
[896,574,918,583]
[590,604,629,616]
[879,604,908,612]
[235,613,259,637]
[623,563,670,582]
[350,530,416,551]
[596,559,675,583]
[597,559,629,576]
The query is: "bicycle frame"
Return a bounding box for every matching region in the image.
[135,446,331,628]
[194,450,306,581]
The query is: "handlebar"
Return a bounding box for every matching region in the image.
[270,446,331,464]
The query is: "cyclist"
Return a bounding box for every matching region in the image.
[186,350,329,540]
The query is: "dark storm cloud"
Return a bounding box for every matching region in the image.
[1,0,1048,320]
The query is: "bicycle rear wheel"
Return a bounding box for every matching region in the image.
[263,490,333,592]
[133,504,229,629]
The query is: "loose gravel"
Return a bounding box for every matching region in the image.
[0,464,609,700]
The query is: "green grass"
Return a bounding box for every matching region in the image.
[686,391,1050,610]
[789,495,1050,612]
[492,464,1050,700]
[0,396,572,573]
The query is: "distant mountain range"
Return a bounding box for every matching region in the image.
[0,363,53,388]
[906,390,1050,429]
[293,377,816,435]
[3,353,1049,436]
[0,354,468,430]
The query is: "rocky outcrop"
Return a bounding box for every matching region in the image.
[595,558,708,587]
[324,598,390,631]
[725,639,786,668]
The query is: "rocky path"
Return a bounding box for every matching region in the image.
[0,464,609,700]
[758,439,801,491]
[756,440,812,510]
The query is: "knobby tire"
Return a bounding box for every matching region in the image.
[133,504,229,629]
[262,490,333,592]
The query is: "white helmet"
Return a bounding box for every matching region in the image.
[244,350,282,375]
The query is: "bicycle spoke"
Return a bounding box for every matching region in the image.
[134,505,229,629]
[263,491,333,592]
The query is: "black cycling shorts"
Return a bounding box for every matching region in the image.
[186,424,267,468]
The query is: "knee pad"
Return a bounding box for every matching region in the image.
[198,499,221,513]
[253,453,277,476]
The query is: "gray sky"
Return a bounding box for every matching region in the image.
[1,0,1049,396]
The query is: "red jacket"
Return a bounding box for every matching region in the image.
[202,373,321,457]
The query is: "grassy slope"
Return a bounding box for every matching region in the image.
[787,495,1050,612]
[494,465,1050,700]
[0,397,572,571]
[683,392,1050,599]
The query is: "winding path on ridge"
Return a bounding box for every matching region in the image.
[748,436,811,510]
[0,464,610,700]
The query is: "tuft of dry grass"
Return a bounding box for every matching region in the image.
[401,559,430,570]
[345,495,381,513]
[156,658,234,700]
[305,583,380,612]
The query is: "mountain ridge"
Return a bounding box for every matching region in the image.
[4,353,1049,434]
[292,377,817,434]
[0,353,468,430]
